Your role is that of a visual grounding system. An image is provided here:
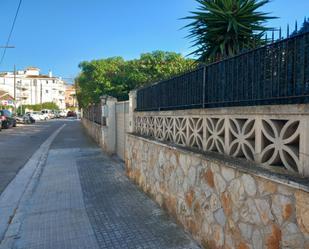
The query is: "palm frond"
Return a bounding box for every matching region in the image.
[184,0,276,62]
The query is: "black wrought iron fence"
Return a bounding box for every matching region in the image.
[83,104,106,125]
[136,31,309,111]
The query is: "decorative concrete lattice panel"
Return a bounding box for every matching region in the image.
[228,118,256,161]
[260,119,300,173]
[134,109,309,177]
[205,117,225,154]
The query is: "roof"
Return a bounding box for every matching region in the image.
[66,85,75,90]
[0,90,14,101]
[26,75,57,79]
[26,67,40,71]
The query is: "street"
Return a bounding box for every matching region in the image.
[0,120,199,249]
[0,121,64,193]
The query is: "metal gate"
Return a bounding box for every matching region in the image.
[115,101,129,160]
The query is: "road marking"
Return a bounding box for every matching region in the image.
[0,124,66,246]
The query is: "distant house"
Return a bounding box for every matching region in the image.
[0,90,14,107]
[65,85,78,109]
[0,67,66,109]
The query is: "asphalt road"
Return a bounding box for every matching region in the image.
[0,120,65,194]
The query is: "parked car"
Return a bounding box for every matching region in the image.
[15,116,24,124]
[27,111,44,121]
[25,114,35,124]
[15,114,35,124]
[67,111,77,118]
[59,110,67,118]
[41,109,53,120]
[0,110,16,129]
[52,110,61,118]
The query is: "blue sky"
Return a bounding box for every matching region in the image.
[0,0,308,83]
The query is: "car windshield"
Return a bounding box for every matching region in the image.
[0,110,12,117]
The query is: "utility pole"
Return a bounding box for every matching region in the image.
[14,64,16,112]
[0,45,15,111]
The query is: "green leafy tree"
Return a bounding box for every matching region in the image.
[76,57,126,107]
[185,0,275,62]
[76,51,195,108]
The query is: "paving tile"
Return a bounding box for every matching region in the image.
[77,151,200,249]
[12,148,100,249]
[5,122,200,249]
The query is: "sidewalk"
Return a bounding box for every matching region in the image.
[0,121,200,249]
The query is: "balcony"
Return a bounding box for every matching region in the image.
[16,82,30,90]
[19,92,29,98]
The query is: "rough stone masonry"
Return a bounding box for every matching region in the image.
[126,134,309,249]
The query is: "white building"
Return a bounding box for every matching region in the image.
[0,67,66,109]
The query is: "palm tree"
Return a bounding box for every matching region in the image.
[184,0,276,62]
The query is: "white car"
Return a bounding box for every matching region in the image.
[41,109,55,120]
[59,110,67,118]
[28,111,44,121]
[41,110,51,120]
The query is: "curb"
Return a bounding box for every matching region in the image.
[0,124,66,247]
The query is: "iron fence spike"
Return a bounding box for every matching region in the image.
[265,33,268,44]
[272,30,275,42]
[295,20,298,32]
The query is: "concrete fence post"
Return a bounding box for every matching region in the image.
[254,117,262,164]
[128,90,137,133]
[104,96,117,154]
[100,97,105,126]
[300,116,309,176]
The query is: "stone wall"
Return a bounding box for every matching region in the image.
[81,118,105,149]
[126,133,309,249]
[81,96,118,155]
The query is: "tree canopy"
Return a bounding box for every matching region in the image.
[16,102,60,114]
[76,51,195,107]
[184,0,275,62]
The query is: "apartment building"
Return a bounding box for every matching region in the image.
[0,67,66,109]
